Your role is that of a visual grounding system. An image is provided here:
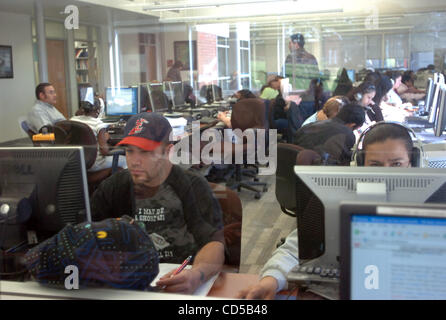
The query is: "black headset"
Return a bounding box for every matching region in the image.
[351,121,426,167]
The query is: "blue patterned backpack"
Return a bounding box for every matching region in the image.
[24,215,159,290]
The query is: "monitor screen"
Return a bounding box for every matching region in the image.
[292,166,446,274]
[148,83,170,113]
[169,81,185,109]
[349,213,446,300]
[105,87,139,117]
[434,86,446,137]
[79,86,94,105]
[347,70,355,83]
[429,83,442,123]
[424,78,434,113]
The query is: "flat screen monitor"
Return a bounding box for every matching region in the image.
[0,146,91,277]
[148,83,170,113]
[168,81,186,109]
[424,78,434,113]
[105,87,139,117]
[434,85,446,137]
[340,202,446,300]
[292,166,446,275]
[428,82,442,123]
[347,70,355,83]
[139,84,150,112]
[79,85,94,105]
[0,146,91,239]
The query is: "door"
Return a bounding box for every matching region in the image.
[46,39,68,118]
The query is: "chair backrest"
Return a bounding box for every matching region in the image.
[275,143,304,216]
[208,182,243,268]
[20,120,36,139]
[231,98,266,131]
[275,143,321,216]
[53,120,98,169]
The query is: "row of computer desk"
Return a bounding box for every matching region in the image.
[105,103,229,146]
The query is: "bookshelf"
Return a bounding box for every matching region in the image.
[74,41,98,87]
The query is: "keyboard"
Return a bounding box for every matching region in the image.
[404,116,433,128]
[287,264,340,285]
[102,117,120,123]
[199,117,218,124]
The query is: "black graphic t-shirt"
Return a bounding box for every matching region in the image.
[90,166,225,264]
[135,183,199,263]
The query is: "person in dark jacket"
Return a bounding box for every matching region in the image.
[293,103,365,165]
[90,112,225,294]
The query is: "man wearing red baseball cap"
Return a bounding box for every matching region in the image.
[90,112,225,294]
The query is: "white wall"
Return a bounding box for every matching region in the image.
[0,11,35,143]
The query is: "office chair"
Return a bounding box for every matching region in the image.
[275,143,324,254]
[19,119,39,145]
[208,182,243,270]
[53,120,125,194]
[275,143,322,217]
[227,98,268,199]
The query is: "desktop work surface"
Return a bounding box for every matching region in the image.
[1,272,318,300]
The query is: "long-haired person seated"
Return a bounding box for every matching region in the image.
[236,122,419,300]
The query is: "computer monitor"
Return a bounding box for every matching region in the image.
[168,81,186,110]
[434,85,446,137]
[139,84,150,112]
[292,166,446,273]
[0,146,92,238]
[347,70,355,83]
[0,146,91,278]
[340,202,446,300]
[211,84,223,102]
[105,87,139,118]
[424,78,435,113]
[428,82,442,124]
[148,83,170,113]
[79,85,94,105]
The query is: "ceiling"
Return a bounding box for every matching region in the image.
[0,0,445,38]
[0,0,156,26]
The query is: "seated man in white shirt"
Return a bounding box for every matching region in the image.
[26,83,66,133]
[70,100,127,172]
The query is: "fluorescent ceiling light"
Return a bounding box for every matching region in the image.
[142,0,289,11]
[150,5,217,12]
[159,8,343,23]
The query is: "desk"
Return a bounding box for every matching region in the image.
[0,272,322,300]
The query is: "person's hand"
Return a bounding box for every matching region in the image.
[217,111,228,121]
[156,268,202,294]
[236,276,278,300]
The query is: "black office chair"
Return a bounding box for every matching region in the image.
[20,120,39,145]
[226,98,268,199]
[275,143,322,217]
[53,120,125,194]
[275,143,325,257]
[208,182,243,270]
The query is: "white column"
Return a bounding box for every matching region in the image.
[35,0,48,82]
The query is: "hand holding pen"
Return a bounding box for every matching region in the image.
[156,255,203,294]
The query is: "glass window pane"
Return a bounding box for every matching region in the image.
[45,21,64,39]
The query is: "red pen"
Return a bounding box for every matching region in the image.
[172,255,193,276]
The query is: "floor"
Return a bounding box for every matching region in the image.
[231,173,296,275]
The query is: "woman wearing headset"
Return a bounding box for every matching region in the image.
[356,122,421,167]
[347,81,378,138]
[236,122,421,300]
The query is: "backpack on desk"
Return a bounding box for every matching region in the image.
[24,215,159,291]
